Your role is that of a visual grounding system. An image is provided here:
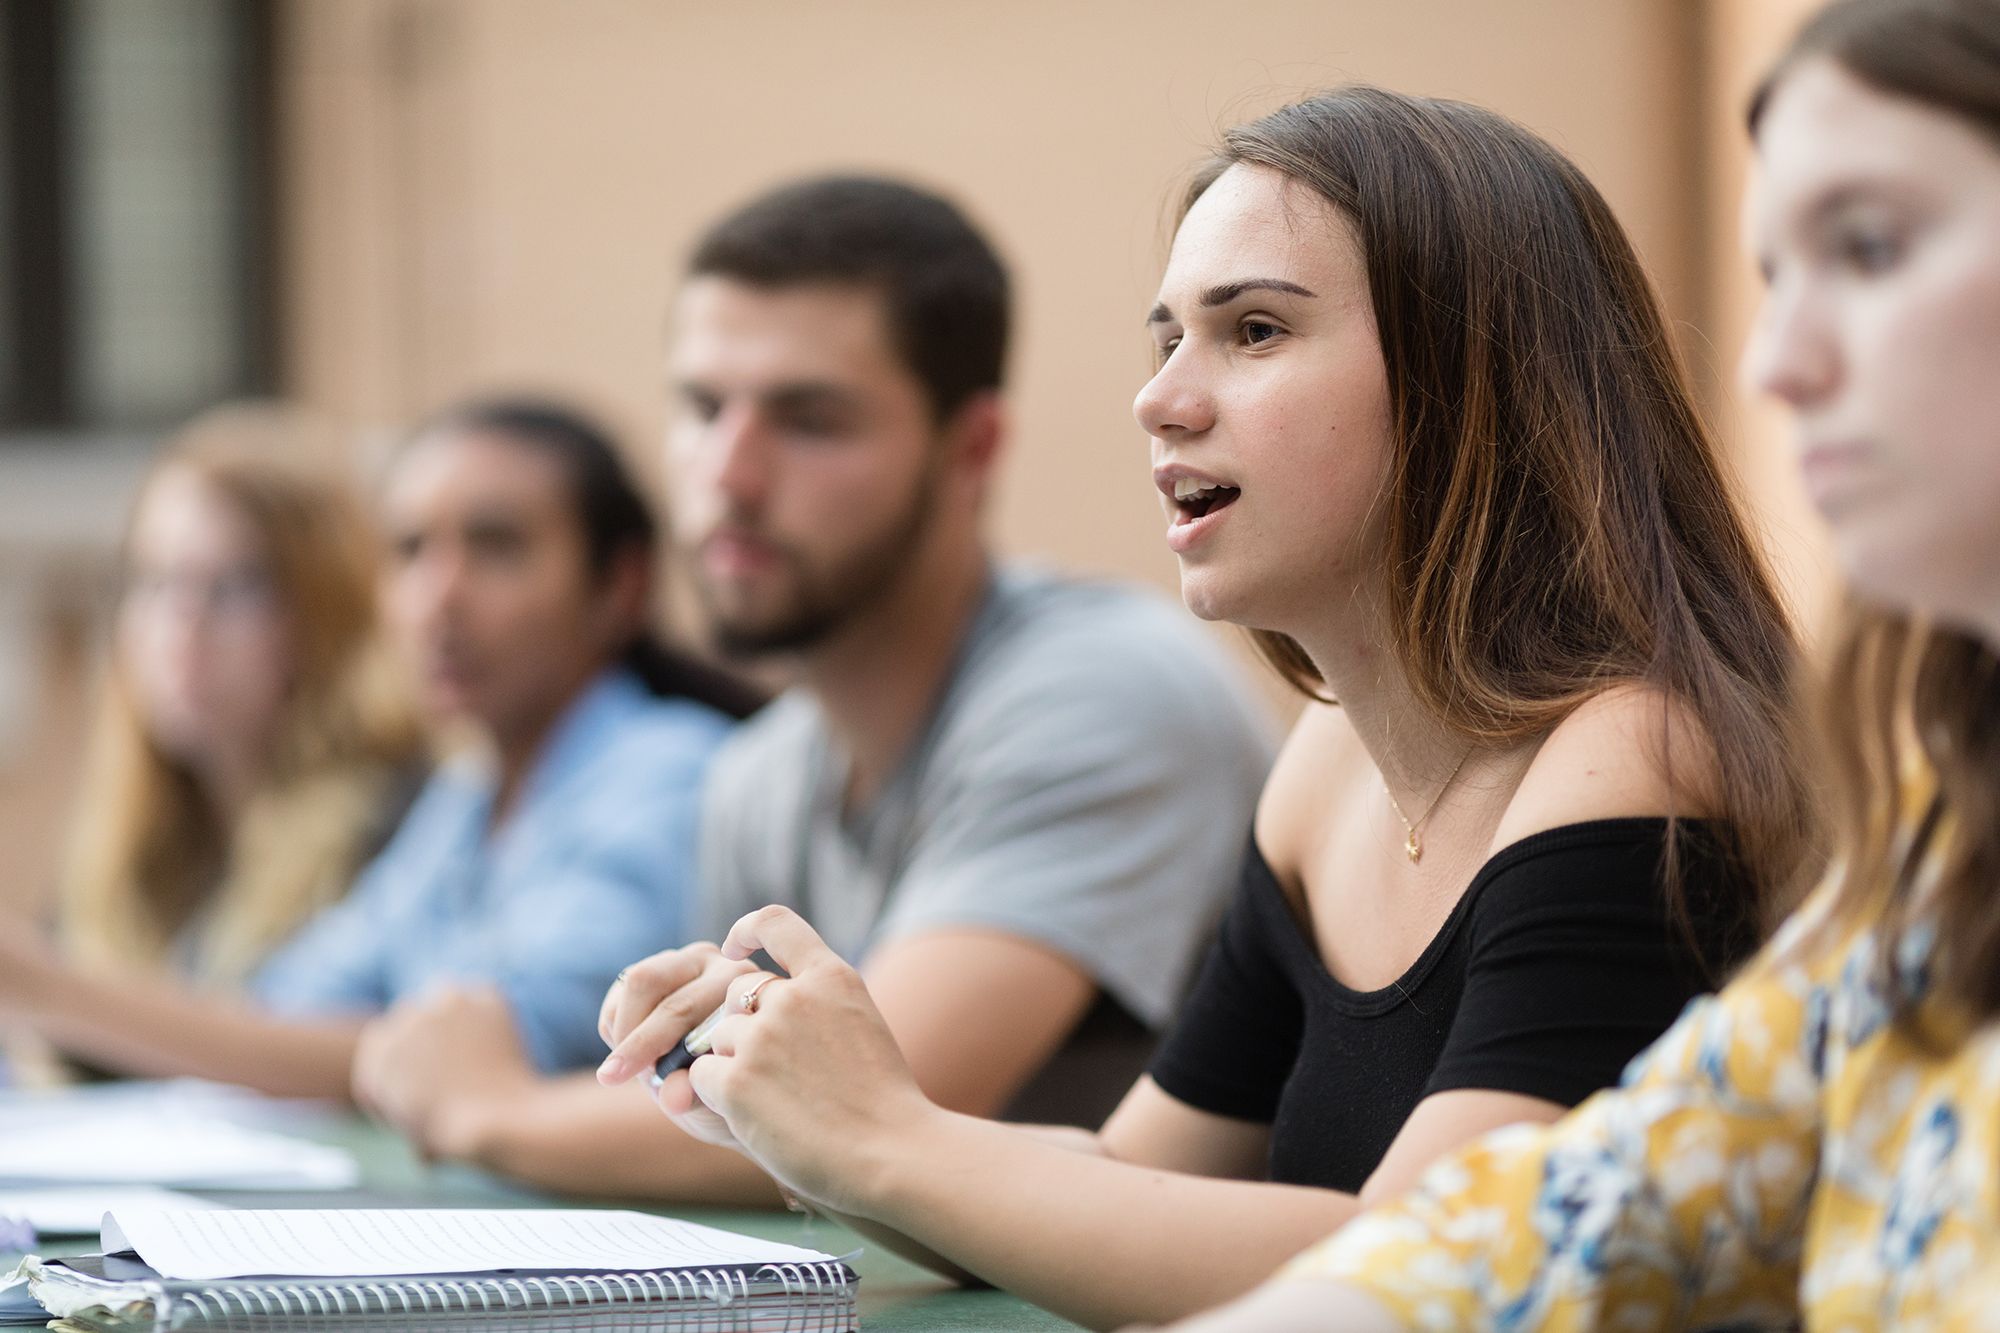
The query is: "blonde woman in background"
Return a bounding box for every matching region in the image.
[65,402,422,988]
[3,402,422,1081]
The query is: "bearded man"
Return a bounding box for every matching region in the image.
[352,176,1272,1204]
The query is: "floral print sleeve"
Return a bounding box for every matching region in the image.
[1284,890,1857,1331]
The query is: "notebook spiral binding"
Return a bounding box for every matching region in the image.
[166,1261,854,1329]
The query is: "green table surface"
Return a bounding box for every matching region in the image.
[4,1108,1082,1330]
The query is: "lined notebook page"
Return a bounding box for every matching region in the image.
[100,1209,840,1282]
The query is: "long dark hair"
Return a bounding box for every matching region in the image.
[426,397,763,721]
[1184,88,1819,960]
[1752,0,2000,1026]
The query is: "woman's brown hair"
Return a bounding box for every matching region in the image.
[61,403,423,986]
[1751,0,2000,1024]
[1187,87,1819,960]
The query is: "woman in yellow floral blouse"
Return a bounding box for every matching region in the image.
[1140,1,2000,1330]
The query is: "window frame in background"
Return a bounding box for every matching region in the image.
[0,0,279,444]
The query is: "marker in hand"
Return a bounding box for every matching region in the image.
[648,1001,732,1088]
[645,972,785,1087]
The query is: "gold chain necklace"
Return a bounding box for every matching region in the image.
[1381,747,1473,864]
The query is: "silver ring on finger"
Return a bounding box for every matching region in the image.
[740,974,781,1015]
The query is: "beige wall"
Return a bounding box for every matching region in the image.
[1698,0,1837,635]
[278,0,1705,593]
[5,0,1750,911]
[0,606,92,917]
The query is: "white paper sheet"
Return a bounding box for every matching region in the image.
[0,1187,216,1236]
[0,1113,357,1190]
[0,1079,340,1135]
[0,1267,42,1321]
[101,1208,841,1281]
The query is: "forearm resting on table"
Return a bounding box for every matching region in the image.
[810,1122,1113,1287]
[850,1109,1361,1332]
[438,1073,784,1207]
[25,969,361,1099]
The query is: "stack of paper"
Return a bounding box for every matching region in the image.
[13,1209,860,1330]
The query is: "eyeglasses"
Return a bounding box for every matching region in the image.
[120,564,280,620]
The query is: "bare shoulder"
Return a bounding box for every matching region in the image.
[1254,702,1367,878]
[1490,683,1723,852]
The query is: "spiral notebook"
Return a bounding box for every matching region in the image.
[11,1208,858,1331]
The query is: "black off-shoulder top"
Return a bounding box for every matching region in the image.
[1148,818,1756,1191]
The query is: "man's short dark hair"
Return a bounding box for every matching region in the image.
[687,175,1010,422]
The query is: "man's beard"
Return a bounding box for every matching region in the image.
[695,458,942,658]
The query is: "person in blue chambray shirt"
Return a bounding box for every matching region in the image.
[0,400,752,1102]
[261,399,758,1097]
[256,667,719,1072]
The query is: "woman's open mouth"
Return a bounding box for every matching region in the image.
[1171,477,1241,523]
[1157,471,1242,555]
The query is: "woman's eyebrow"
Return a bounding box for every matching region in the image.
[1198,278,1318,307]
[1146,278,1319,327]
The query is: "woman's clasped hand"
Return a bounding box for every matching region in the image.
[598,907,933,1215]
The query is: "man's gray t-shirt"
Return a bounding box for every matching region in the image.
[697,566,1275,1124]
